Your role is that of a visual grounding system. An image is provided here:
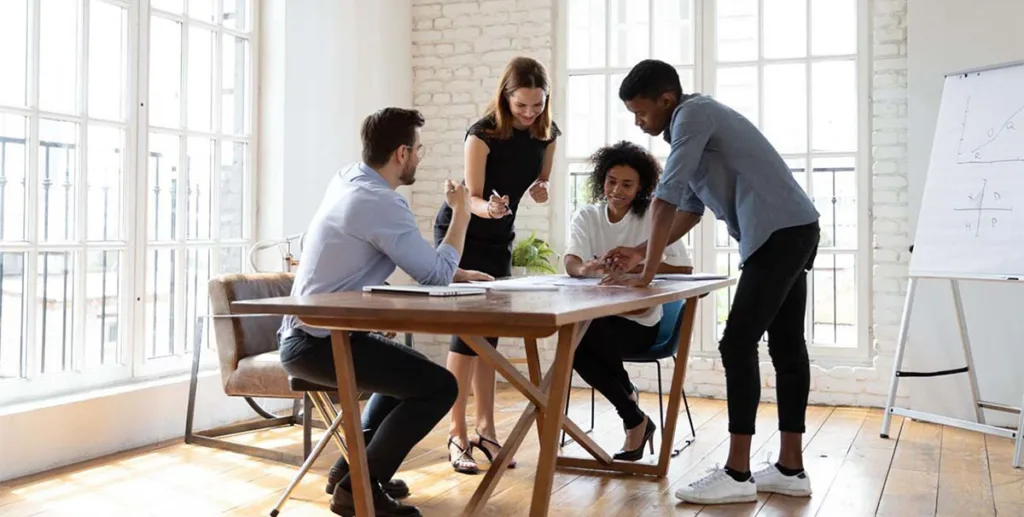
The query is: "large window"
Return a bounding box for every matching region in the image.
[0,0,256,405]
[564,0,868,358]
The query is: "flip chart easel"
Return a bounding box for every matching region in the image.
[880,61,1024,468]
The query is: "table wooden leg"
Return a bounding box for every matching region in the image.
[530,322,584,517]
[524,338,544,434]
[463,384,545,516]
[459,335,548,409]
[330,330,374,517]
[655,297,698,476]
[462,330,610,464]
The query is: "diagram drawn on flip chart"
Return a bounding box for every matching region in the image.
[910,61,1024,279]
[957,98,1024,164]
[953,178,1013,237]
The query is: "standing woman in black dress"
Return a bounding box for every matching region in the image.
[433,56,560,474]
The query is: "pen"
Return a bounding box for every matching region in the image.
[491,189,512,215]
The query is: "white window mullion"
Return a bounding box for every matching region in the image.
[73,0,90,372]
[245,0,259,252]
[856,0,871,357]
[22,0,42,380]
[173,15,189,355]
[602,0,611,153]
[804,0,816,345]
[698,0,718,352]
[210,15,223,274]
[97,0,131,9]
[119,0,139,369]
[130,0,151,373]
[756,0,764,131]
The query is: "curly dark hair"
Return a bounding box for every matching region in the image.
[587,141,662,217]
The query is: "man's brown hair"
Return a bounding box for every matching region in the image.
[361,108,426,167]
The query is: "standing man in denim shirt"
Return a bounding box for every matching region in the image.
[278,108,475,517]
[604,60,821,505]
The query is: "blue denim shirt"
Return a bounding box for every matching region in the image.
[281,163,460,337]
[655,94,819,265]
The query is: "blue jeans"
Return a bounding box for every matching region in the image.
[279,329,457,485]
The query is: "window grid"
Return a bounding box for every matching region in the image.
[0,0,256,405]
[563,0,867,358]
[0,0,133,387]
[566,0,698,252]
[138,0,252,373]
[711,0,860,352]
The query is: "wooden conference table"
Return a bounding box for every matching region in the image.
[232,277,734,516]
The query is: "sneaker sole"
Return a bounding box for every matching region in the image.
[757,486,812,497]
[674,492,758,505]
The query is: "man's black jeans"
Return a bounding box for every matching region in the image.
[719,221,820,436]
[279,329,458,486]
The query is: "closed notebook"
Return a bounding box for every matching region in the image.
[361,285,487,297]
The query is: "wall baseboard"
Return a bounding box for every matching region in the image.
[0,373,294,482]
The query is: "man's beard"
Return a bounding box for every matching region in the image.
[399,163,417,186]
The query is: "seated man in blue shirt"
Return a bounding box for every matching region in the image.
[604,60,821,505]
[278,107,473,517]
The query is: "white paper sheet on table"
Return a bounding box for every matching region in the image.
[654,273,730,281]
[470,275,640,289]
[547,277,664,287]
[469,275,563,291]
[470,273,728,290]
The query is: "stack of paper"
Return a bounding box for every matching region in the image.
[469,276,562,291]
[467,273,729,291]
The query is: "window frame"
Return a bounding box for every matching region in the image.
[133,0,259,378]
[556,0,872,362]
[0,0,259,407]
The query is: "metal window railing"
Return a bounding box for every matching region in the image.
[0,135,235,371]
[568,165,858,348]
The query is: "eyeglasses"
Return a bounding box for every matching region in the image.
[405,144,426,160]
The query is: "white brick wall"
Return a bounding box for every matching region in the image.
[409,0,911,408]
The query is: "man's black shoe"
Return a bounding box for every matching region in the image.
[329,481,421,517]
[326,467,409,499]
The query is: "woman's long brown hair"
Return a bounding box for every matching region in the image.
[483,56,553,140]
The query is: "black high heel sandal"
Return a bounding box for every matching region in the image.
[471,434,517,469]
[614,416,656,462]
[448,437,479,474]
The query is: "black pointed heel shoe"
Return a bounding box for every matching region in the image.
[613,416,656,462]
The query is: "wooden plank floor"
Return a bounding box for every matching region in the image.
[2,387,1021,516]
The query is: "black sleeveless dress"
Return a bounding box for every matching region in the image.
[433,115,560,279]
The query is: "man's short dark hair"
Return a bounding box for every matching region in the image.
[618,59,683,103]
[361,108,425,167]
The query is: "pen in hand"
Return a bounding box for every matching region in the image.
[491,189,512,216]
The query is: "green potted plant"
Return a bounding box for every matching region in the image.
[511,231,558,276]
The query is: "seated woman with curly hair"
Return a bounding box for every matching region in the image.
[564,140,694,461]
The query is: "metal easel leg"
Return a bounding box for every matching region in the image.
[882,277,917,438]
[951,279,987,425]
[1012,392,1024,469]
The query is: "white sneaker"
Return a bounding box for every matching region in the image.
[752,461,812,497]
[674,466,757,505]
